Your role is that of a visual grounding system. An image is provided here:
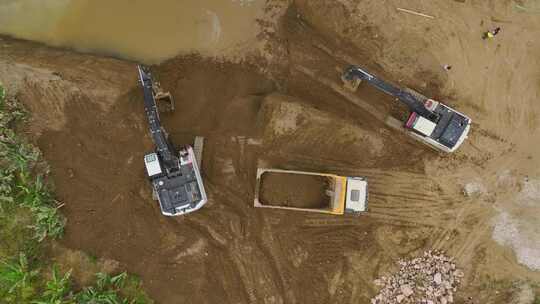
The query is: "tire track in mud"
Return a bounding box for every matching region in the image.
[451,214,493,261]
[293,65,387,123]
[225,148,298,303]
[272,158,463,229]
[258,218,298,304]
[297,226,371,265]
[185,126,288,301]
[199,134,294,304]
[182,215,251,303]
[184,213,260,304]
[215,186,291,304]
[291,64,437,156]
[176,172,257,303]
[365,186,457,228]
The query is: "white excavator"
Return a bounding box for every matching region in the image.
[342,65,471,153]
[137,65,207,216]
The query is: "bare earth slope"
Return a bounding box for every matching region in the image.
[1,0,540,303]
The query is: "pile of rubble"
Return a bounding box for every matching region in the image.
[371,251,464,304]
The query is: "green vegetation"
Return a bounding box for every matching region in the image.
[0,82,61,258]
[0,253,39,302]
[75,272,145,304]
[0,84,153,303]
[0,261,151,304]
[35,266,71,304]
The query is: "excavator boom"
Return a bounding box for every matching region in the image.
[343,66,435,119]
[137,65,177,169]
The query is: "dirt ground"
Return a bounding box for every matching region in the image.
[259,172,330,208]
[1,0,540,303]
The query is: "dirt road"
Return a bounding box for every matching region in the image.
[1,0,540,303]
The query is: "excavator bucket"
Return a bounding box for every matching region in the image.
[154,91,175,112]
[152,81,175,112]
[341,71,362,92]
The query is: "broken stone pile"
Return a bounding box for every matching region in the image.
[371,250,464,304]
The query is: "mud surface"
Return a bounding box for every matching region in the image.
[1,0,540,303]
[259,172,330,209]
[0,0,265,63]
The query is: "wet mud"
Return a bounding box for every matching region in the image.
[259,172,330,209]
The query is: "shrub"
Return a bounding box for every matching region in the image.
[0,84,65,243]
[32,266,72,304]
[0,253,39,302]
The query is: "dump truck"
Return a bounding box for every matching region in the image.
[342,65,471,153]
[253,168,368,215]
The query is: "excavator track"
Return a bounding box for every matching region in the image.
[193,136,204,171]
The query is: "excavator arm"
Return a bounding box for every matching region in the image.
[342,65,471,152]
[137,65,207,216]
[137,65,178,171]
[343,65,437,120]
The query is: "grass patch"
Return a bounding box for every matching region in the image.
[36,265,72,304]
[119,274,154,304]
[0,83,153,303]
[0,253,39,302]
[0,260,151,304]
[0,83,63,258]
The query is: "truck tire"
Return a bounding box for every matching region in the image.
[193,136,204,170]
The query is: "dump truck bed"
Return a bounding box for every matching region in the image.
[254,168,346,214]
[259,172,330,209]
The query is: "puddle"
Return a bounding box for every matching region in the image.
[0,0,265,63]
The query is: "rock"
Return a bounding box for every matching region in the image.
[370,251,461,304]
[463,181,486,197]
[443,281,452,290]
[401,284,414,297]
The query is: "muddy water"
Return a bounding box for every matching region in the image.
[0,0,264,63]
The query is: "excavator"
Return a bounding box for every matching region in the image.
[342,65,471,153]
[137,65,207,216]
